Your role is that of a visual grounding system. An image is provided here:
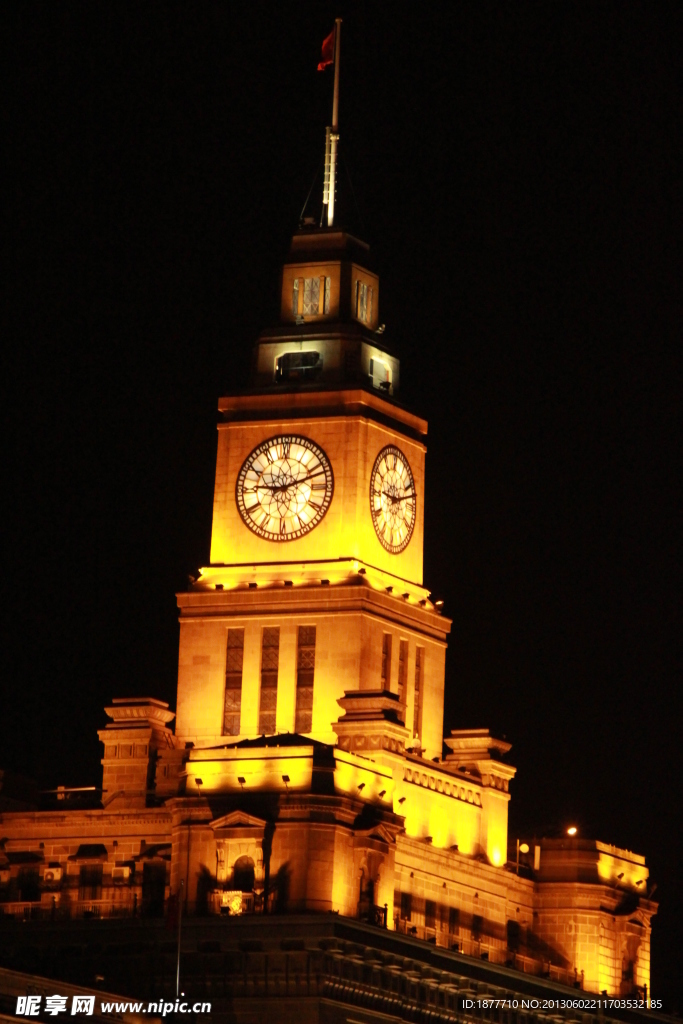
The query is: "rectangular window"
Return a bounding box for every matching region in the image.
[449,907,460,935]
[292,277,299,316]
[400,891,412,920]
[324,275,331,313]
[295,625,316,733]
[413,646,424,740]
[398,639,408,704]
[78,865,103,901]
[223,628,245,736]
[303,277,320,315]
[259,627,279,735]
[425,899,436,930]
[356,281,373,322]
[381,633,392,690]
[506,919,521,951]
[472,913,483,940]
[18,868,40,902]
[275,350,323,383]
[370,357,392,393]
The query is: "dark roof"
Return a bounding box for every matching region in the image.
[216,733,332,751]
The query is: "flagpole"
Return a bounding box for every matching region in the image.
[175,879,184,999]
[327,18,342,227]
[332,18,341,129]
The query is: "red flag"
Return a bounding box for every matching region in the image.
[317,28,335,71]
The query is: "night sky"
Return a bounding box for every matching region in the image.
[4,3,680,1006]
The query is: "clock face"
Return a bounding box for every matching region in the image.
[370,445,416,553]
[236,435,334,541]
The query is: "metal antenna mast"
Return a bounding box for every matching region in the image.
[322,19,342,227]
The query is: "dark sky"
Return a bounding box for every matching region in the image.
[3,2,680,1006]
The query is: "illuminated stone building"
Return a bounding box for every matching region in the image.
[0,109,658,1010]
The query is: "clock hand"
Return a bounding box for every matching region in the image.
[263,469,325,491]
[383,490,415,504]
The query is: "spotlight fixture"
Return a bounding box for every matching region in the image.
[237,776,246,789]
[357,782,365,791]
[195,778,203,787]
[378,790,386,798]
[284,580,293,587]
[398,796,406,805]
[248,582,258,589]
[636,879,644,886]
[402,592,410,600]
[617,872,624,880]
[282,775,290,789]
[386,586,393,593]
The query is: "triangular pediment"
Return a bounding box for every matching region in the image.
[210,810,267,832]
[354,821,403,845]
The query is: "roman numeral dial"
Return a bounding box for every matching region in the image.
[370,445,416,554]
[236,435,334,541]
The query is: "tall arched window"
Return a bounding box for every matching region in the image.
[233,855,255,893]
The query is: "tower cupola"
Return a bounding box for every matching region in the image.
[251,227,397,396]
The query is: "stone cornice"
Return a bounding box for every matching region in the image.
[217,387,428,439]
[178,576,450,641]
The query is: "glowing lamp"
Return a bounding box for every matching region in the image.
[519,843,529,854]
[567,826,577,836]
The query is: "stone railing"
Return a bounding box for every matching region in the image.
[0,896,139,920]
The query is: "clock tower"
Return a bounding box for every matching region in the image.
[0,33,656,998]
[174,225,450,757]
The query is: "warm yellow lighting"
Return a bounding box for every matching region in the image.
[519,842,529,854]
[567,826,577,836]
[219,890,244,915]
[491,848,502,865]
